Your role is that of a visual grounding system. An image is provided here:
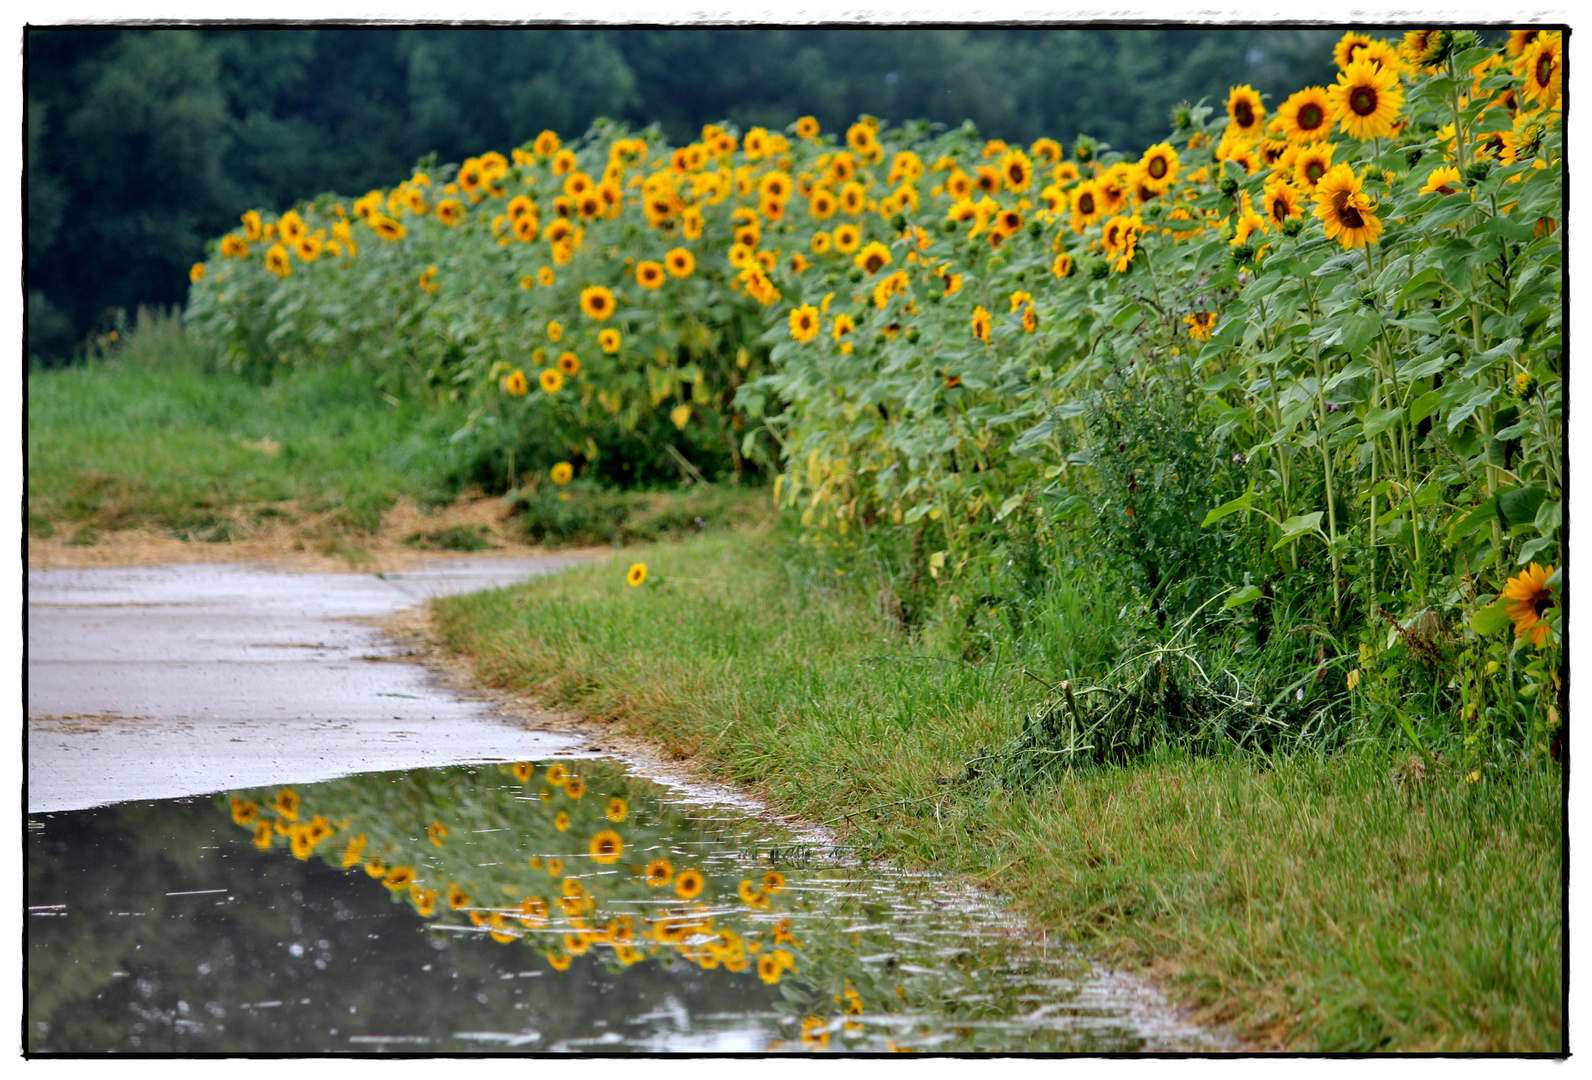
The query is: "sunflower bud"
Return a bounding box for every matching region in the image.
[1513,371,1538,401]
[1171,104,1193,130]
[1073,135,1097,163]
[1464,161,1492,187]
[927,289,942,305]
[1230,241,1256,265]
[1405,147,1424,168]
[1281,216,1305,237]
[1027,219,1043,238]
[906,327,921,344]
[890,212,907,231]
[1218,175,1240,199]
[1450,29,1480,52]
[848,267,864,283]
[941,218,958,235]
[1086,257,1110,280]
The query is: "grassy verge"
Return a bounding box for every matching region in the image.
[27,313,767,553]
[431,525,1563,1052]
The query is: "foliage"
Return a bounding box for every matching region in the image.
[28,27,1340,357]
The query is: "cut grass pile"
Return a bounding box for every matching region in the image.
[431,525,1563,1052]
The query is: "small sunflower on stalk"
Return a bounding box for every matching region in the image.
[626,562,648,587]
[539,368,563,394]
[1503,564,1556,647]
[1186,312,1218,341]
[1277,87,1333,143]
[1328,60,1404,141]
[598,328,621,354]
[1312,164,1382,248]
[789,303,821,342]
[1226,85,1266,138]
[550,462,574,485]
[580,285,615,321]
[971,305,992,343]
[1519,32,1563,109]
[1136,143,1180,193]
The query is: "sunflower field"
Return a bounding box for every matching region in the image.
[186,28,1563,774]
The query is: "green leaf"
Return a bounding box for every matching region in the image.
[1407,389,1444,427]
[1223,585,1263,611]
[1200,486,1254,527]
[1470,595,1512,636]
[1498,485,1547,527]
[1448,498,1497,542]
[1270,512,1324,550]
[1447,382,1501,431]
[1339,311,1382,355]
[1362,406,1403,438]
[1389,311,1441,335]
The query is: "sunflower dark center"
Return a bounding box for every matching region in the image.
[1350,88,1377,115]
[1234,100,1255,127]
[1306,161,1326,182]
[1339,204,1365,229]
[1272,197,1289,219]
[1534,592,1553,617]
[1536,52,1554,86]
[1148,156,1168,178]
[1299,103,1325,129]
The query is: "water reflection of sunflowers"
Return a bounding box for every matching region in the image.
[220,765,810,992]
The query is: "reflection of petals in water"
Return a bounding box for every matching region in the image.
[412,887,438,917]
[645,859,673,887]
[590,829,624,864]
[606,797,627,822]
[554,811,570,832]
[341,834,367,867]
[448,885,470,910]
[383,865,415,892]
[513,762,534,782]
[428,821,448,848]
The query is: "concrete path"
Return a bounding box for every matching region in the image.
[26,557,591,813]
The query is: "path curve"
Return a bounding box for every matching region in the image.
[27,556,589,813]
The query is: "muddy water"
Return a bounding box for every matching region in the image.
[27,759,1219,1053]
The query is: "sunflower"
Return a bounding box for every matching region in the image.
[413,889,438,918]
[1070,180,1105,232]
[340,834,367,867]
[539,368,563,394]
[1053,161,1081,186]
[846,122,879,157]
[1000,149,1034,192]
[852,241,891,276]
[1096,165,1131,216]
[1333,31,1374,69]
[946,169,974,201]
[644,859,674,887]
[189,262,206,283]
[971,305,992,343]
[500,370,528,396]
[1022,304,1038,333]
[1262,180,1304,229]
[556,352,580,377]
[773,301,821,345]
[795,115,820,140]
[1137,143,1180,193]
[1502,563,1556,647]
[674,868,704,899]
[974,165,1002,197]
[1420,165,1462,196]
[1292,141,1337,192]
[1275,87,1332,145]
[810,231,832,254]
[1357,39,1403,74]
[1329,60,1403,141]
[514,216,540,242]
[1231,209,1269,250]
[220,235,250,259]
[553,811,571,832]
[251,821,273,849]
[1313,164,1383,248]
[383,866,416,892]
[537,267,555,287]
[264,244,292,278]
[872,270,910,309]
[277,210,307,245]
[550,149,577,176]
[1186,312,1218,340]
[417,265,437,294]
[550,462,574,485]
[831,312,856,348]
[838,181,868,216]
[589,829,625,865]
[1052,252,1074,278]
[241,209,263,241]
[1030,137,1063,166]
[1520,33,1562,109]
[832,223,861,253]
[1226,85,1266,138]
[369,215,406,241]
[1400,29,1448,68]
[577,285,615,322]
[626,562,647,587]
[513,762,535,782]
[635,260,666,290]
[758,953,784,984]
[427,820,449,848]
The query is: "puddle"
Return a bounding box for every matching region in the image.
[27,760,1218,1053]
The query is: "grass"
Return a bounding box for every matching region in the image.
[27,313,480,540]
[26,312,768,549]
[431,525,1564,1052]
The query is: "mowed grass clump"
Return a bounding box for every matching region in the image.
[432,526,1562,1052]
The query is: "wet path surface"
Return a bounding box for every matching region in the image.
[27,761,1221,1053]
[27,558,590,813]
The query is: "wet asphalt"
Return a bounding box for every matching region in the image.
[26,557,590,813]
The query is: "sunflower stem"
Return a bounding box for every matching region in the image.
[1311,344,1342,618]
